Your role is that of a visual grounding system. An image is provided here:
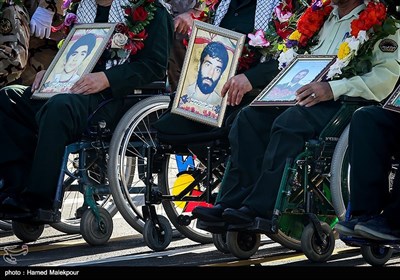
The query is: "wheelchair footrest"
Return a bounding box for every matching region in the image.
[0,209,61,224]
[196,220,227,234]
[228,217,276,234]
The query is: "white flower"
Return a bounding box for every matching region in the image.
[326,58,343,80]
[346,37,361,55]
[357,30,369,44]
[111,33,128,49]
[278,48,297,70]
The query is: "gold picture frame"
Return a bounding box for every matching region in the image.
[171,21,245,127]
[383,83,400,113]
[251,55,336,106]
[31,23,116,99]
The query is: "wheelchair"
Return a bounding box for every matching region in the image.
[333,132,400,267]
[0,82,167,245]
[107,95,237,251]
[218,97,377,262]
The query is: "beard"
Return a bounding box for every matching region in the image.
[196,73,220,94]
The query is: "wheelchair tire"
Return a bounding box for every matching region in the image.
[226,230,260,259]
[12,221,45,243]
[301,222,335,263]
[108,95,170,234]
[330,124,350,221]
[80,207,113,246]
[361,244,393,267]
[212,233,230,254]
[267,231,302,251]
[143,215,173,251]
[160,156,215,244]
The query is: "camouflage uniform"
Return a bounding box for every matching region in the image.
[0,1,30,87]
[19,0,64,86]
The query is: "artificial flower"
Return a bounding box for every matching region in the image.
[279,0,399,80]
[53,0,156,61]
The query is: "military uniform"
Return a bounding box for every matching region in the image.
[348,105,400,227]
[215,3,400,218]
[153,0,280,135]
[0,1,30,87]
[0,1,173,209]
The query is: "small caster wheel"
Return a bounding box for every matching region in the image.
[361,244,393,266]
[212,233,230,254]
[143,215,173,251]
[226,231,260,259]
[12,221,44,243]
[301,222,335,263]
[80,208,113,246]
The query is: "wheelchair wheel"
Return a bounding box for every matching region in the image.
[80,207,113,246]
[212,233,230,254]
[12,221,45,243]
[51,154,117,234]
[108,95,170,233]
[226,231,260,259]
[160,155,219,244]
[330,124,350,221]
[0,220,12,231]
[301,222,335,263]
[361,244,393,266]
[143,215,173,251]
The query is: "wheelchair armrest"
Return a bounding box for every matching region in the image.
[338,95,379,105]
[133,81,167,94]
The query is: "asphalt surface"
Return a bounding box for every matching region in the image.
[1,213,400,278]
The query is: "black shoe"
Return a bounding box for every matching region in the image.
[355,215,400,241]
[1,196,32,213]
[334,215,374,238]
[192,204,227,222]
[222,206,258,225]
[196,219,227,234]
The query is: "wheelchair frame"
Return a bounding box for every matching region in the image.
[3,83,168,245]
[221,97,378,262]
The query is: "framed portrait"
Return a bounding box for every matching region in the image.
[251,55,336,106]
[31,23,116,99]
[383,83,400,113]
[171,21,246,127]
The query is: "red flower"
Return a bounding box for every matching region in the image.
[133,6,148,21]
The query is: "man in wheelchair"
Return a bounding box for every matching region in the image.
[193,0,400,233]
[0,0,173,221]
[335,104,400,241]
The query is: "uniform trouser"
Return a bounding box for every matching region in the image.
[216,100,342,218]
[349,105,400,226]
[0,85,123,207]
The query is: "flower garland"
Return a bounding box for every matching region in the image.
[278,0,400,80]
[247,0,306,62]
[53,0,156,61]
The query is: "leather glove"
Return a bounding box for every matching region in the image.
[30,7,55,39]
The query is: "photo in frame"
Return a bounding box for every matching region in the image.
[250,55,336,106]
[383,83,400,113]
[171,21,246,127]
[31,23,116,99]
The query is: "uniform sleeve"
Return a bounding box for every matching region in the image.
[243,59,280,89]
[104,4,174,98]
[0,4,30,87]
[329,29,400,102]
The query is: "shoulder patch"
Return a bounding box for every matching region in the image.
[379,39,398,52]
[0,18,12,34]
